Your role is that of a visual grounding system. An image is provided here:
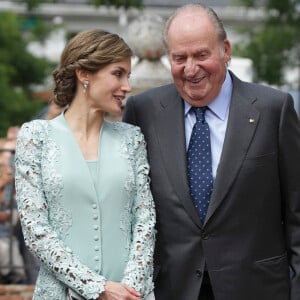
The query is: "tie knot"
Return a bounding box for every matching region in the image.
[192,106,207,123]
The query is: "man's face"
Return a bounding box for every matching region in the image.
[167,11,231,107]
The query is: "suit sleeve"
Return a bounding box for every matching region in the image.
[278,94,300,299]
[123,96,138,126]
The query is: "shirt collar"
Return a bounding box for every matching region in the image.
[184,70,233,120]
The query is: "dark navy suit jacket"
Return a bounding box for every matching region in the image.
[123,71,300,300]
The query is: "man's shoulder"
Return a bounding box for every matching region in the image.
[230,73,290,113]
[231,71,288,99]
[131,83,177,100]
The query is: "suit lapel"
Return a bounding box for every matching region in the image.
[205,77,260,224]
[154,87,203,228]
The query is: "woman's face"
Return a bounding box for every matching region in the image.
[87,59,132,115]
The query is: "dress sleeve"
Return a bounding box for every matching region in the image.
[15,121,106,299]
[121,127,156,299]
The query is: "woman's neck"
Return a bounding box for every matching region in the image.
[64,101,104,140]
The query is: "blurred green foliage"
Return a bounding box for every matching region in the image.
[20,0,48,11]
[0,11,52,137]
[0,0,143,137]
[20,0,142,10]
[233,0,300,85]
[90,0,142,9]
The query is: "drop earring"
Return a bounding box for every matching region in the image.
[83,80,89,93]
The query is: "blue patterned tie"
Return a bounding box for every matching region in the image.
[187,106,213,222]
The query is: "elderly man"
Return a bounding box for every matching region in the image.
[123,3,300,300]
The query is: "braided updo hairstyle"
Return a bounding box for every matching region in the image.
[52,29,133,107]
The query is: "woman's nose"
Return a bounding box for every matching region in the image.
[122,78,132,93]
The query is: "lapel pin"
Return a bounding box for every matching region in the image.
[249,118,255,123]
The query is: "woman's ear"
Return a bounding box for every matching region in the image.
[75,68,89,84]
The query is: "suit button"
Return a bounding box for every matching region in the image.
[196,270,202,277]
[201,231,210,240]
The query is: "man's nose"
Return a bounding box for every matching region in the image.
[184,58,198,77]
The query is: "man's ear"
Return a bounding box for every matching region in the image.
[223,39,231,63]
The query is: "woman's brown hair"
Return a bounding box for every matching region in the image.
[52,29,132,107]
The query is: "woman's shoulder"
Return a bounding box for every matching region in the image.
[20,119,49,131]
[106,120,142,135]
[17,119,49,142]
[105,121,145,149]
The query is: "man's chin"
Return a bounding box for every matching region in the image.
[184,92,205,102]
[183,93,212,107]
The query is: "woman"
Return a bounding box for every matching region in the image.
[15,29,156,300]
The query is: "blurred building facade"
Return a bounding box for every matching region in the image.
[0,0,298,113]
[0,0,266,36]
[0,0,262,81]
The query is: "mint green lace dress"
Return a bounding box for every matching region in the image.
[15,113,156,299]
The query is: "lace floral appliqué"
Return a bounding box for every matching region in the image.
[15,120,106,300]
[113,122,156,298]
